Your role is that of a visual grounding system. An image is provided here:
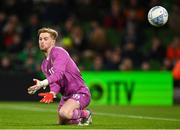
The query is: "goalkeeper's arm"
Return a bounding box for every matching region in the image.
[28,79,49,94]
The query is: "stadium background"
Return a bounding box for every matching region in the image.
[0,0,180,103]
[0,0,180,129]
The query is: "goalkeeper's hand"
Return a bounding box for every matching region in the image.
[28,79,48,94]
[38,92,55,104]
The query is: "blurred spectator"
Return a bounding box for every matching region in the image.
[103,0,125,31]
[0,11,6,31]
[62,16,76,36]
[141,61,151,71]
[122,22,136,43]
[173,59,180,104]
[89,21,107,51]
[104,48,121,70]
[121,20,143,47]
[2,15,23,52]
[17,40,37,61]
[0,11,7,51]
[91,55,104,71]
[166,36,180,63]
[0,55,12,71]
[173,60,180,80]
[23,14,41,42]
[119,58,133,71]
[124,0,145,22]
[121,41,142,68]
[70,25,88,52]
[146,36,166,63]
[169,1,180,34]
[8,33,23,53]
[161,58,173,70]
[80,50,95,70]
[122,0,145,47]
[24,55,36,73]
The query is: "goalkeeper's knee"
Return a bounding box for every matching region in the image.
[59,109,73,119]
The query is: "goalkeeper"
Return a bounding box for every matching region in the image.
[28,27,92,125]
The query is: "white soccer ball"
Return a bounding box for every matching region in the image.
[148,6,168,27]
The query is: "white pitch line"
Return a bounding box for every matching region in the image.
[94,112,180,122]
[0,105,180,122]
[0,105,55,112]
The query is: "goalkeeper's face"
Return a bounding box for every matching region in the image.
[39,32,55,52]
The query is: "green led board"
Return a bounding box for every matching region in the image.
[82,71,173,105]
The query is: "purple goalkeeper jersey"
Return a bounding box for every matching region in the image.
[41,46,90,97]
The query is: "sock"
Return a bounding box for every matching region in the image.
[72,109,89,120]
[72,109,80,119]
[80,109,89,118]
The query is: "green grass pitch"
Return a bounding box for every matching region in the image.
[0,102,180,129]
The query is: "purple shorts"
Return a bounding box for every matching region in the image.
[58,93,91,111]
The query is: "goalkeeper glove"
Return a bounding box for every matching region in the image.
[38,92,55,104]
[28,79,49,94]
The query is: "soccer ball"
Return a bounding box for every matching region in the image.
[148,6,168,27]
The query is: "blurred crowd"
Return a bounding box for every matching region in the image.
[0,0,180,75]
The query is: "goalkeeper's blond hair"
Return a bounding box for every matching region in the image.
[38,27,58,41]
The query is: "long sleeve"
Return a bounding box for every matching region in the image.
[47,47,69,84]
[49,82,61,93]
[41,59,61,93]
[173,60,180,80]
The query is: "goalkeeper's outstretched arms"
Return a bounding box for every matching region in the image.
[27,78,49,94]
[28,79,60,104]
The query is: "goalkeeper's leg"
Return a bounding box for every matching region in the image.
[58,94,91,125]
